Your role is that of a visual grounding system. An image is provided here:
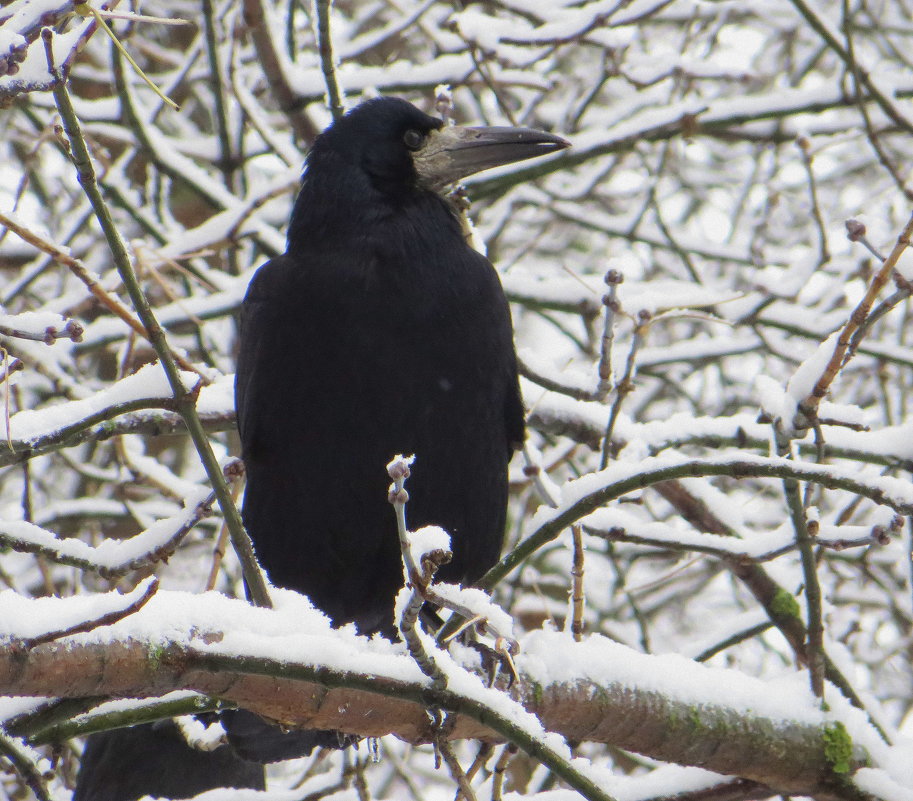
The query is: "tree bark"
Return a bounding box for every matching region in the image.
[0,633,865,799]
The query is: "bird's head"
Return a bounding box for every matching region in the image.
[306,97,570,198]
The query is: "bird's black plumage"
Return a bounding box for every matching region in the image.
[73,720,265,801]
[236,97,566,635]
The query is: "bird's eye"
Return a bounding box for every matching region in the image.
[403,129,425,150]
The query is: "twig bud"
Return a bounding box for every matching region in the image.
[223,457,245,481]
[386,454,413,481]
[845,219,866,242]
[388,487,409,506]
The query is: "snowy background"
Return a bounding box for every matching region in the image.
[1,0,913,799]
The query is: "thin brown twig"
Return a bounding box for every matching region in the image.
[595,269,622,401]
[315,0,345,121]
[439,735,477,801]
[841,0,913,200]
[206,469,244,592]
[17,578,158,650]
[490,744,517,801]
[795,207,913,429]
[787,0,913,136]
[796,136,830,267]
[600,309,650,469]
[240,0,318,142]
[570,524,585,642]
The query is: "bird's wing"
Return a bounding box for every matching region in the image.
[235,254,300,458]
[504,348,526,453]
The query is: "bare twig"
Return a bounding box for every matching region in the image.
[0,730,51,801]
[482,454,913,593]
[389,455,449,688]
[600,309,650,469]
[570,524,586,642]
[796,136,830,267]
[439,734,478,801]
[773,422,825,699]
[0,319,83,344]
[794,208,913,430]
[490,744,517,801]
[595,269,622,400]
[16,578,159,649]
[315,0,345,121]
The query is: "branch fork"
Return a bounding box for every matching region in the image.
[386,455,519,688]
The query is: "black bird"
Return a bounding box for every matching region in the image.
[236,96,568,636]
[73,720,265,801]
[223,97,568,762]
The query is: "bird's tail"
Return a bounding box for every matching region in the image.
[221,708,357,763]
[73,720,265,801]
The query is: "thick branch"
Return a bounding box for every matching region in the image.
[0,626,868,799]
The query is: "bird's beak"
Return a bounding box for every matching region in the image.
[414,125,570,191]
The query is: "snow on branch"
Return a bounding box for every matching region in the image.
[0,363,199,463]
[0,487,216,575]
[0,0,99,99]
[489,451,913,590]
[0,589,877,799]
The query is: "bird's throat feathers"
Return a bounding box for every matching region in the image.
[286,150,463,257]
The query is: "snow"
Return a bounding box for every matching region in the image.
[175,714,226,752]
[0,19,91,92]
[0,577,156,641]
[0,487,212,573]
[565,99,708,156]
[195,374,236,416]
[639,332,760,368]
[519,346,595,395]
[520,629,824,725]
[853,769,913,801]
[897,250,913,281]
[407,525,451,567]
[536,450,913,529]
[0,585,846,735]
[42,587,422,686]
[432,584,514,639]
[452,8,524,51]
[0,362,198,443]
[755,373,796,427]
[0,29,26,52]
[0,0,70,33]
[786,329,841,405]
[287,54,550,102]
[678,609,773,660]
[583,505,789,559]
[71,691,212,724]
[0,309,73,340]
[618,280,743,315]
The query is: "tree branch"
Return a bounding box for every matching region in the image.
[1,623,869,800]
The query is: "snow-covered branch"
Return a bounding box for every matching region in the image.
[0,590,876,800]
